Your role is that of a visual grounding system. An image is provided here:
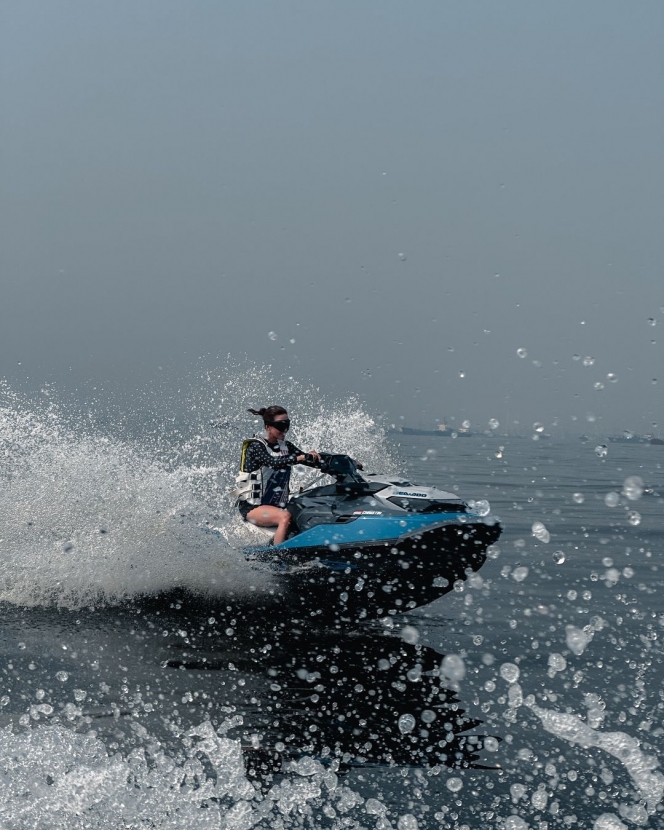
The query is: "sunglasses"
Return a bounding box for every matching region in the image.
[266,419,290,431]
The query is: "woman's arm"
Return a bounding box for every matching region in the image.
[287,442,321,467]
[296,452,321,466]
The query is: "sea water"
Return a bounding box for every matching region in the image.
[0,374,662,829]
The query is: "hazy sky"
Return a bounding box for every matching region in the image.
[2,1,663,433]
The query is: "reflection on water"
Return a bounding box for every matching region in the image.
[0,594,499,828]
[161,612,495,778]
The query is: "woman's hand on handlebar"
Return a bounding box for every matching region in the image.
[297,451,321,464]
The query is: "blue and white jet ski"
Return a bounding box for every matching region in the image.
[242,454,501,622]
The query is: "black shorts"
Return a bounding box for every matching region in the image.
[238,501,253,521]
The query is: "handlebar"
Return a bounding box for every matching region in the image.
[318,453,364,483]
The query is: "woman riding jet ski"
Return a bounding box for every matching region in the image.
[231,406,502,622]
[233,406,323,545]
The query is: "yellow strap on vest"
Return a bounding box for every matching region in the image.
[240,438,255,472]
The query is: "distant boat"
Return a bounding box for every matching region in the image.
[608,431,649,444]
[651,437,664,446]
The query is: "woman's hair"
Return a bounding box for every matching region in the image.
[247,405,287,423]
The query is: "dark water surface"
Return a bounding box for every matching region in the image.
[0,433,663,829]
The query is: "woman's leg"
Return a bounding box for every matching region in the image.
[246,505,292,545]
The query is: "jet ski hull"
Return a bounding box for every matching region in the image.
[243,514,501,621]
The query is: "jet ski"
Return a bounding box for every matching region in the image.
[241,453,501,622]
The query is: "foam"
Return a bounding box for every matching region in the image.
[528,703,664,815]
[0,717,369,829]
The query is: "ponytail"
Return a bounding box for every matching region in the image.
[248,405,287,424]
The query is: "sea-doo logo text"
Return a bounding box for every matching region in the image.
[396,491,427,498]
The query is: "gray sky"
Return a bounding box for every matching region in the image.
[2,1,663,433]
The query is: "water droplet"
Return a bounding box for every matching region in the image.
[607,373,618,383]
[366,798,387,817]
[488,418,499,430]
[471,499,491,517]
[582,356,595,367]
[517,347,527,358]
[440,654,466,682]
[622,475,644,501]
[572,353,581,361]
[594,382,605,390]
[398,252,407,261]
[648,317,656,326]
[512,566,529,582]
[400,625,419,645]
[572,492,585,504]
[552,550,566,565]
[627,510,641,526]
[533,422,544,433]
[604,491,620,507]
[289,338,296,344]
[446,777,463,793]
[595,444,608,458]
[398,713,416,734]
[268,331,277,341]
[500,663,520,683]
[461,419,471,429]
[56,671,69,682]
[548,653,567,676]
[566,626,593,656]
[603,568,620,586]
[532,521,550,543]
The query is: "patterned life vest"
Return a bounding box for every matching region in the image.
[232,436,291,508]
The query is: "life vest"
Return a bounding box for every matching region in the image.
[232,435,291,508]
